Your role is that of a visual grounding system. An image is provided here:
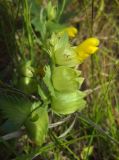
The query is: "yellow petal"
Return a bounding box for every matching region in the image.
[66,26,78,37]
[86,46,99,54]
[75,37,100,62]
[81,38,100,46]
[59,26,78,38]
[77,52,89,62]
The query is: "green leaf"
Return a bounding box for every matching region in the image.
[28,0,41,15]
[31,16,46,40]
[0,95,32,127]
[57,0,67,21]
[1,120,20,132]
[47,21,65,33]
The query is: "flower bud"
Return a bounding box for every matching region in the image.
[59,26,78,38]
[52,36,100,66]
[46,2,56,20]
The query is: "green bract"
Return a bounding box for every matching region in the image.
[51,91,86,115]
[54,47,79,67]
[25,107,49,146]
[52,66,82,92]
[50,34,79,67]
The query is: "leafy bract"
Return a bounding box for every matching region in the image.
[25,107,49,145]
[51,90,86,115]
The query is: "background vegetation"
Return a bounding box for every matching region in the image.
[0,0,119,159]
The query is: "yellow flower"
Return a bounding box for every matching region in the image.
[52,35,100,67]
[75,38,100,62]
[59,26,78,38]
[65,26,78,37]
